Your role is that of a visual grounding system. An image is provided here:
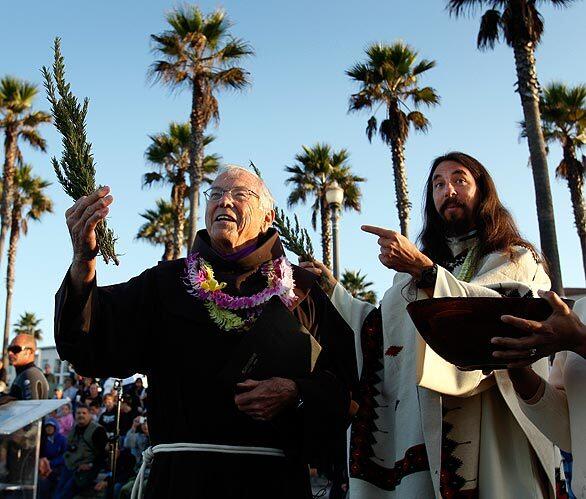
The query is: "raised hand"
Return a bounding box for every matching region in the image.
[361,225,433,278]
[492,290,586,367]
[65,186,113,261]
[65,186,113,293]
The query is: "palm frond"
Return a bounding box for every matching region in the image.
[447,0,492,18]
[19,129,48,152]
[407,111,431,133]
[478,9,502,49]
[366,115,378,142]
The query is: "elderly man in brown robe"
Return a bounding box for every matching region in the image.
[54,165,357,499]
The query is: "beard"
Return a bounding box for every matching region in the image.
[438,199,475,236]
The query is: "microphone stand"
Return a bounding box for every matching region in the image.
[106,379,123,499]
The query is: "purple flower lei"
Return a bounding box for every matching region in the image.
[184,252,298,311]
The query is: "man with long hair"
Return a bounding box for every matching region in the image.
[303,152,556,498]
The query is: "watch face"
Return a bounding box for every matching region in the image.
[417,265,437,288]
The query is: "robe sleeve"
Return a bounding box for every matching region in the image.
[292,282,358,463]
[54,266,159,379]
[330,283,377,376]
[515,352,572,452]
[416,246,551,396]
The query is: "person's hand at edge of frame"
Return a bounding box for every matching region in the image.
[492,289,586,367]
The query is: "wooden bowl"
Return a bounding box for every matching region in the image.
[406,297,574,369]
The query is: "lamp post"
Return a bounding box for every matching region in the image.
[325,181,344,279]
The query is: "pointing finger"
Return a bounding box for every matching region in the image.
[361,225,393,238]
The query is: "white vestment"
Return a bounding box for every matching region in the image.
[517,297,586,498]
[332,240,556,499]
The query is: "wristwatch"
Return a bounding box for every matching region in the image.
[416,264,438,289]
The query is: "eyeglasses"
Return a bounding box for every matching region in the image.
[7,345,32,354]
[203,187,260,203]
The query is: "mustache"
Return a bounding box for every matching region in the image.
[440,199,466,213]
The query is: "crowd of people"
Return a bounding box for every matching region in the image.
[38,373,150,498]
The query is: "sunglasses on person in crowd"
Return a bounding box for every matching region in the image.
[7,345,32,354]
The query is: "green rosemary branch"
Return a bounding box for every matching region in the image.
[42,37,119,265]
[274,208,315,261]
[249,161,314,261]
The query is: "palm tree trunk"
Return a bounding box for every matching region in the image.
[187,82,206,250]
[176,182,187,258]
[2,204,20,369]
[320,199,332,269]
[162,240,173,261]
[170,184,183,259]
[0,128,18,272]
[563,145,586,282]
[512,40,563,294]
[389,135,410,239]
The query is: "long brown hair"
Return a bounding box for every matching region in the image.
[417,152,542,268]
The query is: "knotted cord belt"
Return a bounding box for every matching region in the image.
[130,442,286,498]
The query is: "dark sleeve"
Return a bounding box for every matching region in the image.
[292,282,358,463]
[92,426,108,468]
[54,267,159,378]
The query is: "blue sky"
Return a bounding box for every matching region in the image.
[2,0,585,347]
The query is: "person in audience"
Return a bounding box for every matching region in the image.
[89,399,103,422]
[99,393,118,438]
[56,402,75,438]
[54,404,107,499]
[82,382,102,406]
[119,395,138,437]
[44,363,57,392]
[7,334,49,400]
[53,384,64,400]
[62,377,78,404]
[124,416,150,465]
[38,418,67,499]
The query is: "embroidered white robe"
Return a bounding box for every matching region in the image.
[332,243,556,499]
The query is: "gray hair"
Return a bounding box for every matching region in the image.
[213,164,275,212]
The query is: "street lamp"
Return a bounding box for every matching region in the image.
[325,180,344,279]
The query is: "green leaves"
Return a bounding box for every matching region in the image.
[43,37,119,265]
[250,161,315,260]
[347,41,439,145]
[274,208,315,261]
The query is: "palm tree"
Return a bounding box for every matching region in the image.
[446,1,575,293]
[0,77,51,270]
[136,199,186,261]
[2,165,52,368]
[341,269,378,304]
[145,123,221,257]
[346,42,439,239]
[13,312,43,340]
[525,82,586,281]
[150,6,253,248]
[285,143,365,268]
